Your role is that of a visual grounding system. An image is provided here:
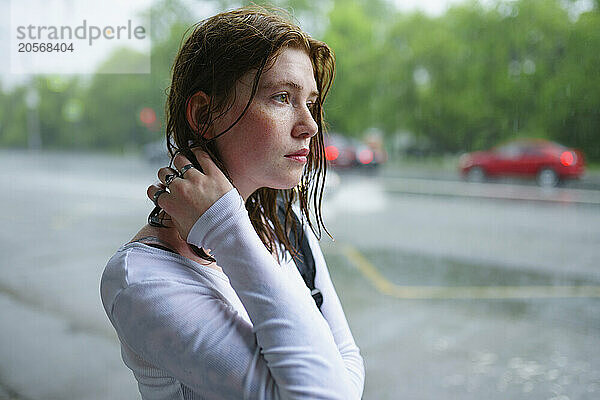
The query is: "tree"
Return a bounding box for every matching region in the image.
[0,85,28,147]
[322,0,387,136]
[2,0,599,160]
[375,0,600,158]
[77,0,196,152]
[540,8,600,159]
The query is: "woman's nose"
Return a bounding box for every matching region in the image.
[293,104,318,138]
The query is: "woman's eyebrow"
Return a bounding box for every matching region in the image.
[261,80,319,98]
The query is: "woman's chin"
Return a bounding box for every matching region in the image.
[271,176,303,191]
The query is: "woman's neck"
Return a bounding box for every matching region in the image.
[131,225,223,273]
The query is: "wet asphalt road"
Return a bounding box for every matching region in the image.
[1,150,599,400]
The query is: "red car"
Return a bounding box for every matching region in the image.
[459,139,585,187]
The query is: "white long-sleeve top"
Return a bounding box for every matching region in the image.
[100,188,365,399]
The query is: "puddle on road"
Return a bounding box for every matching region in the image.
[365,249,599,288]
[323,248,600,400]
[352,248,600,328]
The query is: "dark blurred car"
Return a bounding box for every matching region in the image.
[459,139,585,187]
[324,133,387,170]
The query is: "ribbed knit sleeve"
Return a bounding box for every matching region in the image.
[107,188,365,399]
[187,188,363,399]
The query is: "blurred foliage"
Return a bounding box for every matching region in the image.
[0,0,598,160]
[373,0,600,158]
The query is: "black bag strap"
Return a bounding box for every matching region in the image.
[276,200,323,313]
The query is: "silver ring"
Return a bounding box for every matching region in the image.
[165,173,178,186]
[179,164,195,178]
[152,189,168,207]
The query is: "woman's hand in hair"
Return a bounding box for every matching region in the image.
[147,149,233,241]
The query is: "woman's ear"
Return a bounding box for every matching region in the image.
[186,91,211,137]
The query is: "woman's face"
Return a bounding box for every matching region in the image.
[211,47,319,200]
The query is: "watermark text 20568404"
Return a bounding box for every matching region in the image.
[9,0,152,74]
[18,42,74,53]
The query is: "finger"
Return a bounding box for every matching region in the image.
[147,183,163,201]
[172,154,196,175]
[157,167,179,185]
[172,154,204,181]
[147,184,171,208]
[153,181,167,189]
[191,147,220,175]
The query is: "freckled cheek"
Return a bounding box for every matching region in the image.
[250,113,273,138]
[219,125,268,166]
[247,108,290,148]
[220,106,291,163]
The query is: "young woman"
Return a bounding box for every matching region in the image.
[100,6,365,399]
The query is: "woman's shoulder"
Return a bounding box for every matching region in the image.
[100,241,228,310]
[109,241,227,284]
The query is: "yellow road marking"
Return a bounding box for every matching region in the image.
[340,245,600,299]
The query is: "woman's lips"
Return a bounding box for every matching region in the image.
[284,148,309,163]
[285,154,307,163]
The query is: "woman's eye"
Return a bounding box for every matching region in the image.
[273,93,290,103]
[307,102,317,113]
